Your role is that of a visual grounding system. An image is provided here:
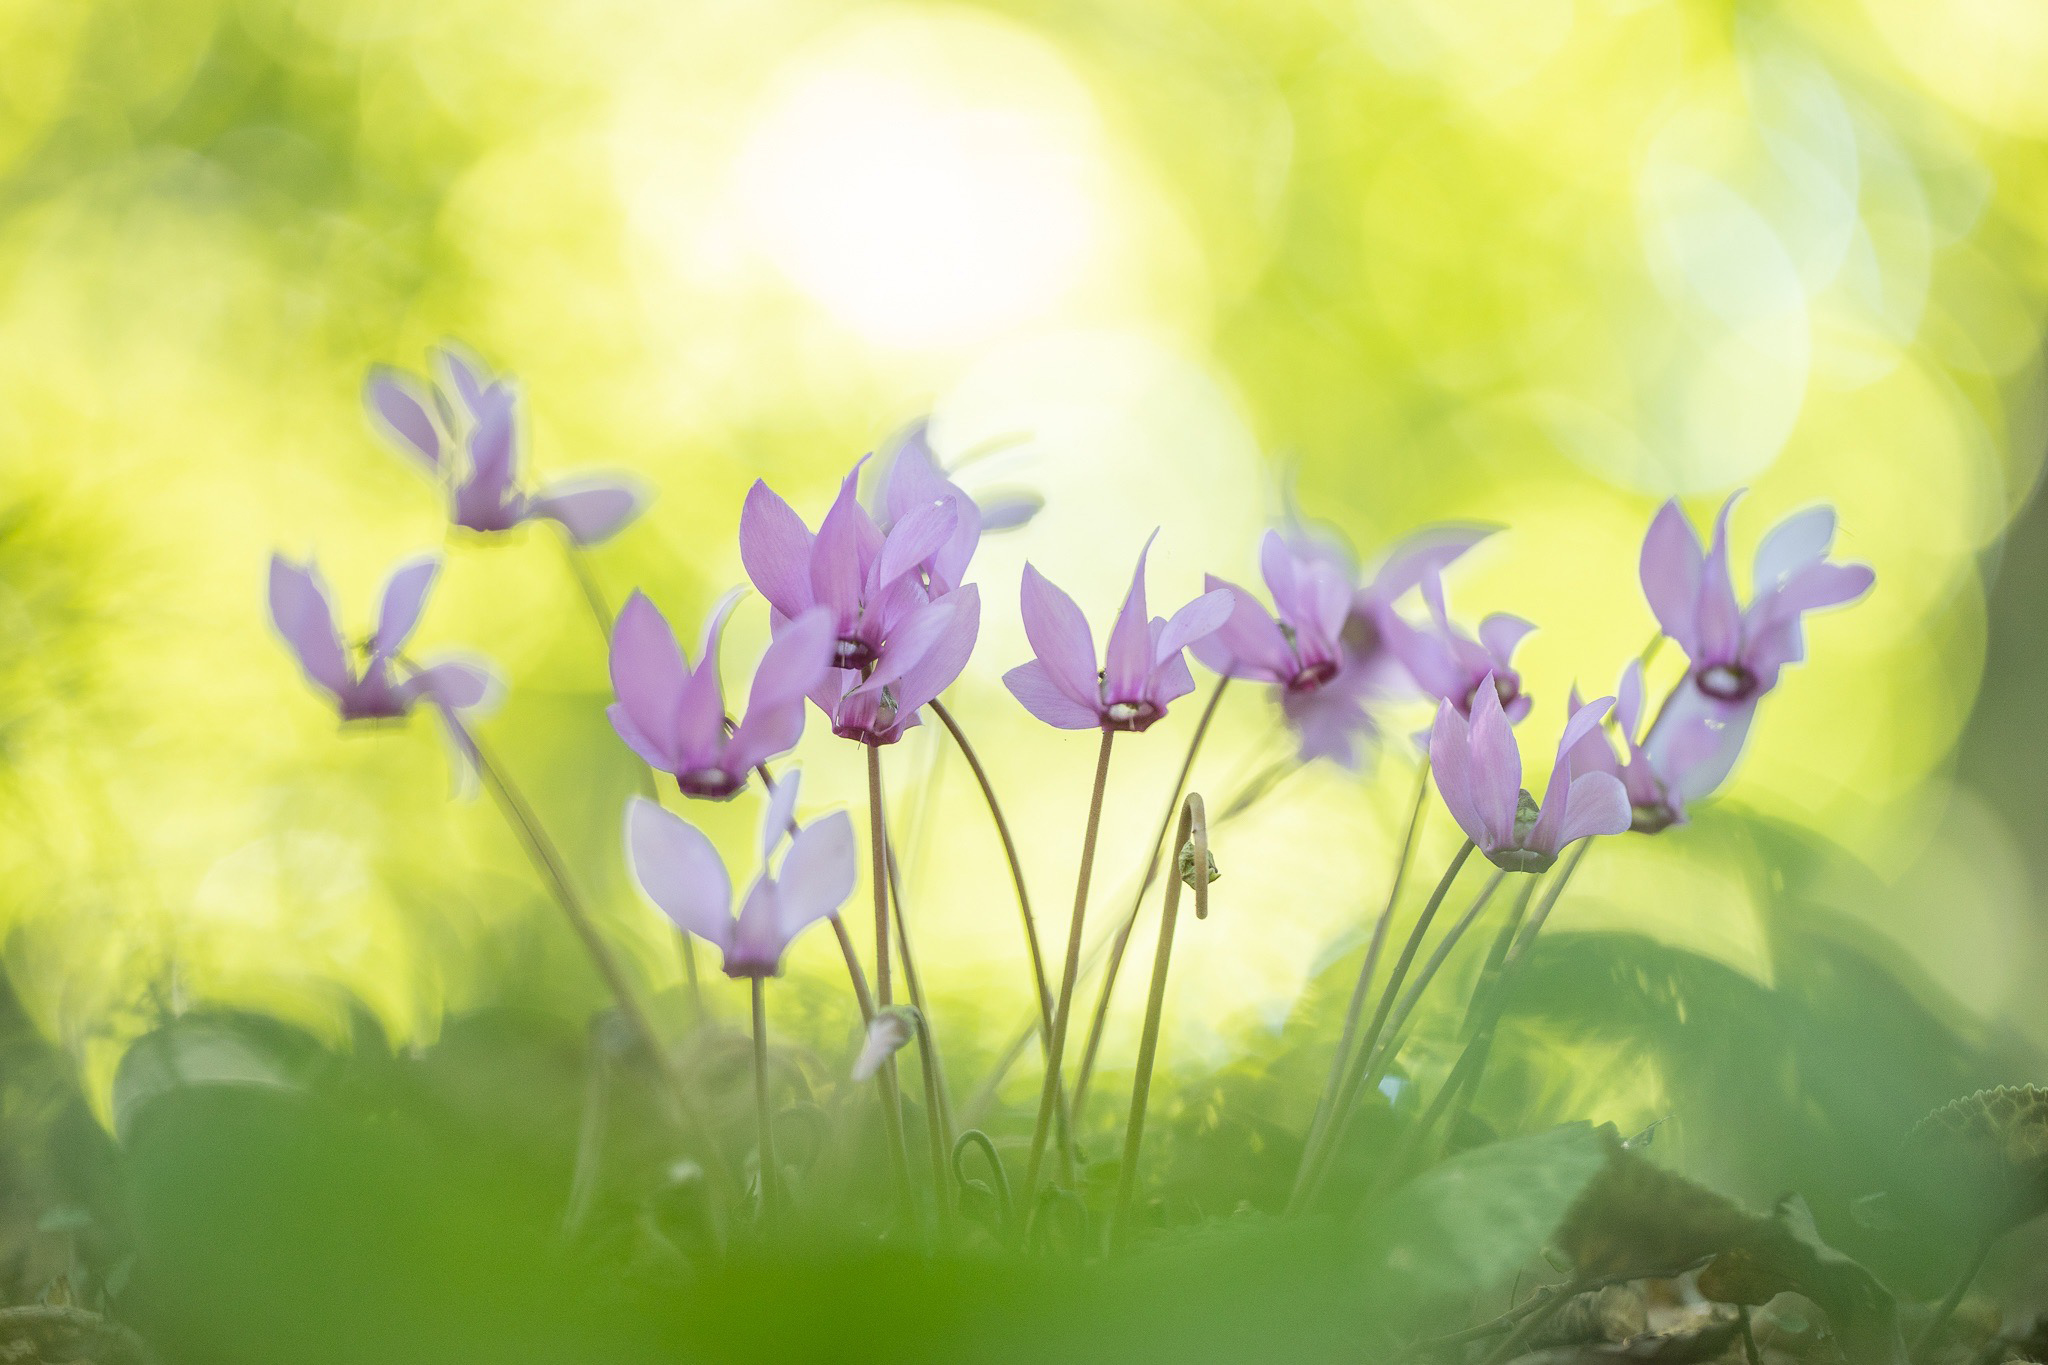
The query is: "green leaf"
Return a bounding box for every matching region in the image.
[1359,1123,1608,1304]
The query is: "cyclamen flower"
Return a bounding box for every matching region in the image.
[1381,571,1536,723]
[870,423,1043,586]
[1004,537,1234,733]
[1430,678,1630,873]
[1565,661,1747,834]
[606,590,835,799]
[268,552,493,724]
[740,462,981,745]
[1639,493,1874,712]
[625,796,857,978]
[1193,525,1493,767]
[365,345,646,545]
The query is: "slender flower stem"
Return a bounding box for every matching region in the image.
[1022,728,1117,1209]
[908,1007,955,1247]
[928,698,1053,1035]
[865,744,917,1221]
[1912,1229,2001,1363]
[751,978,778,1230]
[886,843,955,1157]
[449,710,741,1211]
[1070,678,1229,1129]
[1288,841,1475,1215]
[1506,839,1593,969]
[1369,868,1509,1073]
[1112,794,1208,1252]
[1297,759,1431,1187]
[559,537,616,644]
[1737,1306,1763,1365]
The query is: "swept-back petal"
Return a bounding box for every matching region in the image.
[530,479,647,546]
[625,798,733,949]
[760,768,802,859]
[1615,659,1645,740]
[1186,576,1292,682]
[1003,660,1102,729]
[1531,697,1615,853]
[431,342,492,416]
[1154,587,1235,669]
[1429,702,1487,847]
[1752,505,1836,592]
[739,481,818,621]
[373,555,440,659]
[1103,535,1157,701]
[1549,772,1631,848]
[745,606,836,716]
[890,585,980,718]
[1466,678,1521,849]
[403,659,495,711]
[1639,500,1704,652]
[875,495,958,591]
[268,555,351,695]
[1694,494,1744,661]
[775,809,859,936]
[1367,524,1497,605]
[810,469,874,627]
[608,592,687,767]
[465,386,519,502]
[1018,563,1098,706]
[364,370,442,469]
[1477,614,1536,670]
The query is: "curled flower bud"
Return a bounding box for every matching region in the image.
[852,1007,919,1082]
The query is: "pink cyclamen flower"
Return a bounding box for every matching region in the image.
[606,590,836,799]
[1380,568,1536,722]
[1192,524,1494,767]
[625,796,856,978]
[1565,661,1747,834]
[1430,677,1631,873]
[740,461,981,745]
[365,345,646,545]
[268,552,493,725]
[1639,492,1873,711]
[1003,536,1234,733]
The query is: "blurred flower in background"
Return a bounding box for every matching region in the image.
[0,0,2044,1146]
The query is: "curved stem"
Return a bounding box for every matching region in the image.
[1297,759,1431,1187]
[953,1130,1014,1239]
[864,744,917,1224]
[886,842,955,1158]
[751,978,778,1230]
[1022,729,1116,1208]
[559,537,615,644]
[1288,841,1476,1215]
[908,1007,955,1248]
[450,710,741,1213]
[928,698,1051,1034]
[1070,679,1229,1129]
[1112,794,1207,1252]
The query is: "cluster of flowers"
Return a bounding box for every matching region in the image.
[267,346,1874,1230]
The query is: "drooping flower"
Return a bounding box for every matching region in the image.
[268,552,494,724]
[852,1007,918,1082]
[606,590,836,799]
[740,461,981,744]
[1381,569,1537,723]
[1639,493,1874,713]
[1003,536,1234,733]
[365,345,647,545]
[1430,677,1630,873]
[624,796,857,978]
[811,586,980,745]
[1564,661,1747,834]
[1191,524,1494,767]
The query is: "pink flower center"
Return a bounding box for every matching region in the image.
[1696,663,1755,703]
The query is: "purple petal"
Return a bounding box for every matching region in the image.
[1153,588,1236,668]
[1186,576,1292,682]
[880,422,945,525]
[851,599,957,698]
[625,798,733,951]
[760,767,801,859]
[403,659,495,711]
[465,386,519,502]
[739,481,818,621]
[1639,500,1704,653]
[1018,563,1099,706]
[1615,660,1645,740]
[608,592,687,768]
[889,585,980,717]
[1103,535,1157,701]
[1145,640,1198,711]
[746,606,837,715]
[1466,677,1521,849]
[1476,614,1536,670]
[1429,702,1488,848]
[373,554,440,659]
[875,495,959,591]
[530,479,647,545]
[1694,495,1744,662]
[1259,530,1305,624]
[1752,505,1836,592]
[774,809,859,937]
[608,702,678,771]
[364,370,442,469]
[810,469,873,629]
[978,491,1043,532]
[1550,772,1632,848]
[1367,524,1498,604]
[1003,660,1103,729]
[1531,696,1615,853]
[268,555,351,696]
[431,342,493,416]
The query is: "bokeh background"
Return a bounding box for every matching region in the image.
[4,0,2048,1338]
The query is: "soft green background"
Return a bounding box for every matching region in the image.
[3,0,2045,1194]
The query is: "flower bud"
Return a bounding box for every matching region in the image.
[851,1006,919,1082]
